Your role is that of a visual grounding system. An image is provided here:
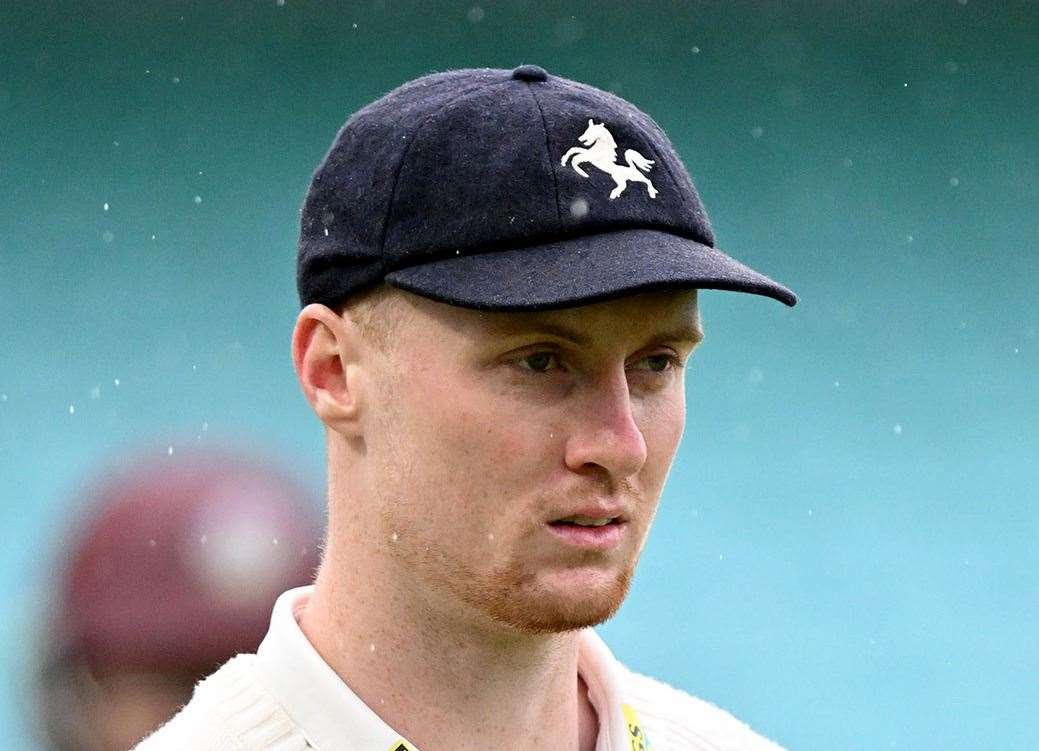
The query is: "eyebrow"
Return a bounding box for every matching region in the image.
[486,318,704,348]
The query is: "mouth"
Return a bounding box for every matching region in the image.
[546,516,627,549]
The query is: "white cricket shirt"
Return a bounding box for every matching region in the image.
[136,585,787,750]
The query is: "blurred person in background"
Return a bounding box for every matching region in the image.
[31,446,323,751]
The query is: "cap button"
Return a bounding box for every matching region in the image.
[512,64,548,83]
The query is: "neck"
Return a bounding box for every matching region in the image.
[298,520,599,751]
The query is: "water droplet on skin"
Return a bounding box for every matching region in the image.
[369,642,376,653]
[487,532,495,542]
[391,532,399,542]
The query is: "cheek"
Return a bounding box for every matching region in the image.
[378,373,538,520]
[638,390,686,477]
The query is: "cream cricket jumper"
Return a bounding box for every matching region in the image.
[134,586,786,750]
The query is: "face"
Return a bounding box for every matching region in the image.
[359,287,702,635]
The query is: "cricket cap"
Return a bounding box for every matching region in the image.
[297,64,797,311]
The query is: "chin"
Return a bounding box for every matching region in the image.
[474,565,635,635]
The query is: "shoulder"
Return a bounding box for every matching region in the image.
[621,668,787,751]
[132,654,312,751]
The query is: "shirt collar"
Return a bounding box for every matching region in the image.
[254,585,638,751]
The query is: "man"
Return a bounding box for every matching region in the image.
[136,64,797,750]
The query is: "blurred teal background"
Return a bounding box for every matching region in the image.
[2,1,1037,748]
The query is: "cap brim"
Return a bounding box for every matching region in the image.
[383,227,797,311]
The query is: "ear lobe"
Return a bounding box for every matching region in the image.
[292,304,364,437]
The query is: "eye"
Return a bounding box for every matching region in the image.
[636,354,685,373]
[516,351,561,373]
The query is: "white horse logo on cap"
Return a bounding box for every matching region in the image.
[560,119,658,200]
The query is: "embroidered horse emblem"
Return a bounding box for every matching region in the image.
[560,119,658,200]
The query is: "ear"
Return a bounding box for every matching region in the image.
[292,304,365,438]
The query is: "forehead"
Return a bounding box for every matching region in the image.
[404,287,702,345]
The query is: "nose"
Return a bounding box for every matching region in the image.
[563,369,648,481]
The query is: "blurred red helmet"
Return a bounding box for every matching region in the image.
[52,445,324,678]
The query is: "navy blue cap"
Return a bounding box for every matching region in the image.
[297,64,798,311]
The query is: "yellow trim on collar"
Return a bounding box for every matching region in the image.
[621,703,653,750]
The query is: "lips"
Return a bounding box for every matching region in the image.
[546,517,627,549]
[547,503,628,527]
[545,502,629,549]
